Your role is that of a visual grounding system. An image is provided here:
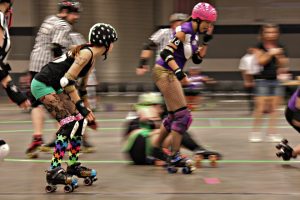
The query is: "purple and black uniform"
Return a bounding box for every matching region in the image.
[286,88,300,132]
[156,21,199,70]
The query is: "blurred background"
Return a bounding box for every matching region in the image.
[7,0,300,110]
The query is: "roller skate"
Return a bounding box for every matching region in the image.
[39,139,55,153]
[66,162,97,186]
[275,139,296,161]
[166,152,195,174]
[193,149,222,168]
[25,135,44,158]
[45,167,78,193]
[81,139,96,153]
[150,147,168,166]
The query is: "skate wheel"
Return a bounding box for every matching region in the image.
[167,166,178,174]
[209,155,218,167]
[276,152,283,158]
[282,139,288,144]
[45,185,56,193]
[64,185,73,193]
[93,177,98,182]
[275,144,282,150]
[182,167,192,174]
[194,155,203,168]
[84,177,93,186]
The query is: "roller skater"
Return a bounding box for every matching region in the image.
[275,139,296,161]
[276,84,300,161]
[30,23,117,190]
[151,2,218,173]
[45,167,78,193]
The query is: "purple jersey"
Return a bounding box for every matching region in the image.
[288,88,299,111]
[156,22,199,70]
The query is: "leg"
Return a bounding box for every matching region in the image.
[40,93,78,169]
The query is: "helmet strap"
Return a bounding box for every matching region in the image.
[192,18,201,34]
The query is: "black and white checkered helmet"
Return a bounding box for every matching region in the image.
[88,23,118,48]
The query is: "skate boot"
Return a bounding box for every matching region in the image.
[45,167,78,193]
[82,139,96,153]
[39,139,56,153]
[25,135,44,158]
[276,139,297,161]
[194,149,222,168]
[149,147,168,166]
[167,152,195,174]
[67,162,97,186]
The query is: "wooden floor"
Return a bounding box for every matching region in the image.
[1,100,300,200]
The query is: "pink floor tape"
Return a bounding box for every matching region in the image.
[204,178,221,184]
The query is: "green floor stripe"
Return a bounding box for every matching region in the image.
[0,117,287,124]
[0,126,292,134]
[3,158,300,164]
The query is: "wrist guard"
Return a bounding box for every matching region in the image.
[203,34,213,45]
[174,68,186,81]
[138,58,148,68]
[5,81,28,105]
[192,53,203,64]
[75,100,90,117]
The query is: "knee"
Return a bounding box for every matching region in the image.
[171,108,192,134]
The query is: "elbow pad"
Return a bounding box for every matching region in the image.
[52,43,64,57]
[0,62,11,81]
[5,81,27,105]
[160,47,174,63]
[60,73,76,88]
[192,53,203,64]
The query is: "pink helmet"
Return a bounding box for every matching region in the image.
[192,2,217,22]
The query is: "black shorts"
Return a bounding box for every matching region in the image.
[128,135,147,165]
[285,107,300,133]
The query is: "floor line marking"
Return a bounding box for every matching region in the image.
[4,158,300,164]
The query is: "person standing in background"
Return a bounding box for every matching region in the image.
[250,24,289,143]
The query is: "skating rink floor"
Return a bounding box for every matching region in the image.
[1,99,300,200]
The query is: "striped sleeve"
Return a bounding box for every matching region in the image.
[52,20,72,48]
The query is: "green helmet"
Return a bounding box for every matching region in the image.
[137,92,163,105]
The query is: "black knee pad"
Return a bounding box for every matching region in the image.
[57,121,79,139]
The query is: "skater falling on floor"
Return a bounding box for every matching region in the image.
[30,23,117,191]
[123,92,221,166]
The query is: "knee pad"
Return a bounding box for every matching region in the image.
[162,113,174,133]
[171,109,192,134]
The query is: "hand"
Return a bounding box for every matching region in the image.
[136,66,149,75]
[19,99,31,110]
[180,76,190,86]
[268,48,283,56]
[87,120,98,130]
[206,24,214,35]
[86,109,95,122]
